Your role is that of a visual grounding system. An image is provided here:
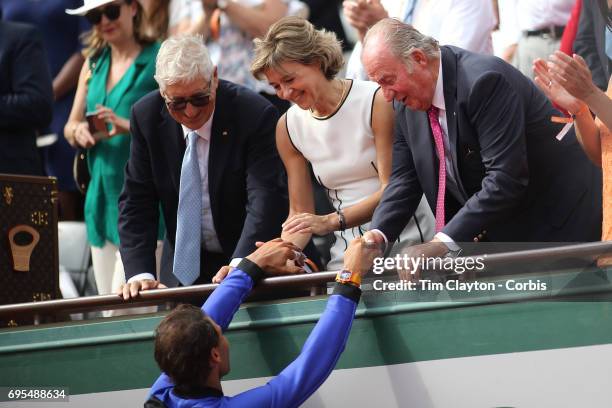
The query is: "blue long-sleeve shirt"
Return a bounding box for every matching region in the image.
[148,260,360,408]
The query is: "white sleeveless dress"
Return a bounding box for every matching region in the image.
[286,80,435,270]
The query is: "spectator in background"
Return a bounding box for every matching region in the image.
[0,0,90,220]
[244,17,433,274]
[559,0,583,55]
[63,0,163,297]
[344,0,496,81]
[139,0,169,39]
[139,0,205,39]
[534,1,612,266]
[302,0,350,51]
[0,19,53,176]
[188,0,308,114]
[498,0,574,79]
[574,0,611,90]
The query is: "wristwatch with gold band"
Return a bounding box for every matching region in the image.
[336,269,361,287]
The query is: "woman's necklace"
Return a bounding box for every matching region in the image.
[310,79,348,119]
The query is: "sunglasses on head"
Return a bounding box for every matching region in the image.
[85,0,131,25]
[165,91,212,111]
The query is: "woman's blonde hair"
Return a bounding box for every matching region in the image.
[250,16,344,81]
[82,0,155,59]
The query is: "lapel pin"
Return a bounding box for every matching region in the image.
[222,130,228,136]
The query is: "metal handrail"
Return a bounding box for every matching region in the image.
[0,272,336,319]
[1,241,611,320]
[465,241,612,266]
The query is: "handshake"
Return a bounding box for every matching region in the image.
[117,236,382,300]
[213,235,382,284]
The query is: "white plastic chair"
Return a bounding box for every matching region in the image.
[58,221,92,296]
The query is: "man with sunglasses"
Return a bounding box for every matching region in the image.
[117,34,290,294]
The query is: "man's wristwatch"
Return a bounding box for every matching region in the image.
[336,269,361,287]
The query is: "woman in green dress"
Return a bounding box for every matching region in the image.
[64,0,162,295]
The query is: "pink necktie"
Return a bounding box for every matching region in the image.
[427,105,446,232]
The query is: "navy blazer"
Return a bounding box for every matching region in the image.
[118,80,288,281]
[372,46,602,244]
[0,21,52,175]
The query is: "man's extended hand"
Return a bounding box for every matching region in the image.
[212,265,234,284]
[117,279,167,301]
[397,239,449,282]
[246,238,305,275]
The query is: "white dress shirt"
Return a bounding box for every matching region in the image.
[412,0,497,55]
[500,0,575,43]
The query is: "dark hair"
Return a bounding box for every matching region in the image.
[154,304,219,392]
[598,0,612,30]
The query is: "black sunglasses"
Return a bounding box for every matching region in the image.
[165,92,212,111]
[85,0,131,25]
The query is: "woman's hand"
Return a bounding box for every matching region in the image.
[533,58,585,114]
[73,121,96,148]
[547,51,598,102]
[96,104,130,137]
[282,212,337,236]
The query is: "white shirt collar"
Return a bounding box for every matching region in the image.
[181,108,215,141]
[431,57,445,111]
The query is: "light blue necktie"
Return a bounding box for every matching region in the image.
[172,131,202,286]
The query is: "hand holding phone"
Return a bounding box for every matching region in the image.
[86,111,109,141]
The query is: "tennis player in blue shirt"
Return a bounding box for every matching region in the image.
[145,237,367,408]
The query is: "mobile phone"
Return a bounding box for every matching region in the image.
[86,111,109,141]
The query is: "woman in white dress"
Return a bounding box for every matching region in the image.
[250,16,434,271]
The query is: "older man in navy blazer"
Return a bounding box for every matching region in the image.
[118,35,289,295]
[358,19,602,265]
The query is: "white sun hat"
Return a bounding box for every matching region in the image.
[65,0,119,16]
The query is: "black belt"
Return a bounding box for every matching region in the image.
[524,25,565,39]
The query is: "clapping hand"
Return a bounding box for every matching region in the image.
[546,51,597,102]
[343,0,388,40]
[533,58,584,114]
